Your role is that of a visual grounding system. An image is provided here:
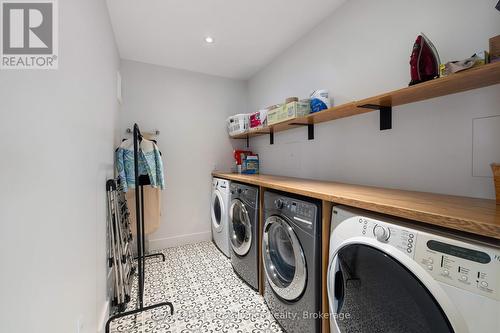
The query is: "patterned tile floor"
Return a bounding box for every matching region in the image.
[110,241,282,333]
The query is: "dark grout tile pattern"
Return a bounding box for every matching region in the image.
[110,241,282,333]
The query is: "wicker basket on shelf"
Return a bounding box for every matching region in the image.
[492,163,500,205]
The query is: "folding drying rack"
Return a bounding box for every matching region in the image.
[105,123,173,332]
[106,179,134,312]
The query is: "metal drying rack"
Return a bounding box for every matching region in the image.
[105,123,173,332]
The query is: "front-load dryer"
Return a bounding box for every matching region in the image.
[229,182,259,290]
[328,206,500,333]
[263,190,322,333]
[211,178,231,257]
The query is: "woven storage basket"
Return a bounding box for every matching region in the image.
[492,164,500,205]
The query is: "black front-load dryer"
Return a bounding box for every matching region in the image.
[229,182,259,290]
[263,190,322,333]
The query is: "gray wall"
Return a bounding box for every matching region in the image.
[247,0,500,199]
[0,0,119,332]
[119,60,246,250]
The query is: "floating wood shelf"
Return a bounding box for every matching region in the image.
[212,172,500,240]
[230,61,500,140]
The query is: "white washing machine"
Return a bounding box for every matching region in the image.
[211,178,231,257]
[328,206,500,333]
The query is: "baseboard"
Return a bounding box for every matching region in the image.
[149,231,211,250]
[97,300,110,333]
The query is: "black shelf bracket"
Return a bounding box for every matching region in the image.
[246,135,250,148]
[289,123,315,140]
[269,129,274,145]
[308,123,314,140]
[358,104,392,130]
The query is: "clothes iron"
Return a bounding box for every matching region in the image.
[409,33,440,86]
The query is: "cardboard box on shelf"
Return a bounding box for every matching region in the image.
[268,101,311,125]
[249,109,268,129]
[267,104,283,125]
[284,100,311,121]
[242,155,259,174]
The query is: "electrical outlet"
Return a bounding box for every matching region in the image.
[77,316,84,333]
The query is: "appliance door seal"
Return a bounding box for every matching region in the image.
[263,215,307,301]
[229,199,252,256]
[327,239,463,333]
[211,190,224,233]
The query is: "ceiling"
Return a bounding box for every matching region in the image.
[106,0,346,79]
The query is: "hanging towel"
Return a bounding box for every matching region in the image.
[126,187,161,235]
[116,138,165,192]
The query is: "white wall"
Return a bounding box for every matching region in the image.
[0,2,496,331]
[0,0,119,332]
[247,0,500,199]
[119,60,246,249]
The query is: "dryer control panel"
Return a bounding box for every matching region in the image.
[230,183,258,208]
[265,191,319,234]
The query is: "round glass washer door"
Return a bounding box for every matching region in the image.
[211,190,224,232]
[328,244,454,333]
[229,199,252,256]
[263,215,307,301]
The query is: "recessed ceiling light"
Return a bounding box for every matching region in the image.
[205,36,214,44]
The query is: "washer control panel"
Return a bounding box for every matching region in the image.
[414,234,499,301]
[356,217,417,258]
[353,214,500,301]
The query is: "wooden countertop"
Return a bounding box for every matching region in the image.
[213,172,500,241]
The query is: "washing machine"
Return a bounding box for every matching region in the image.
[211,178,231,257]
[229,182,259,290]
[328,206,500,333]
[262,190,322,333]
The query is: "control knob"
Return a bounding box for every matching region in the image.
[373,225,390,242]
[275,199,284,209]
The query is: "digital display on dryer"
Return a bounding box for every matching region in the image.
[427,240,491,264]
